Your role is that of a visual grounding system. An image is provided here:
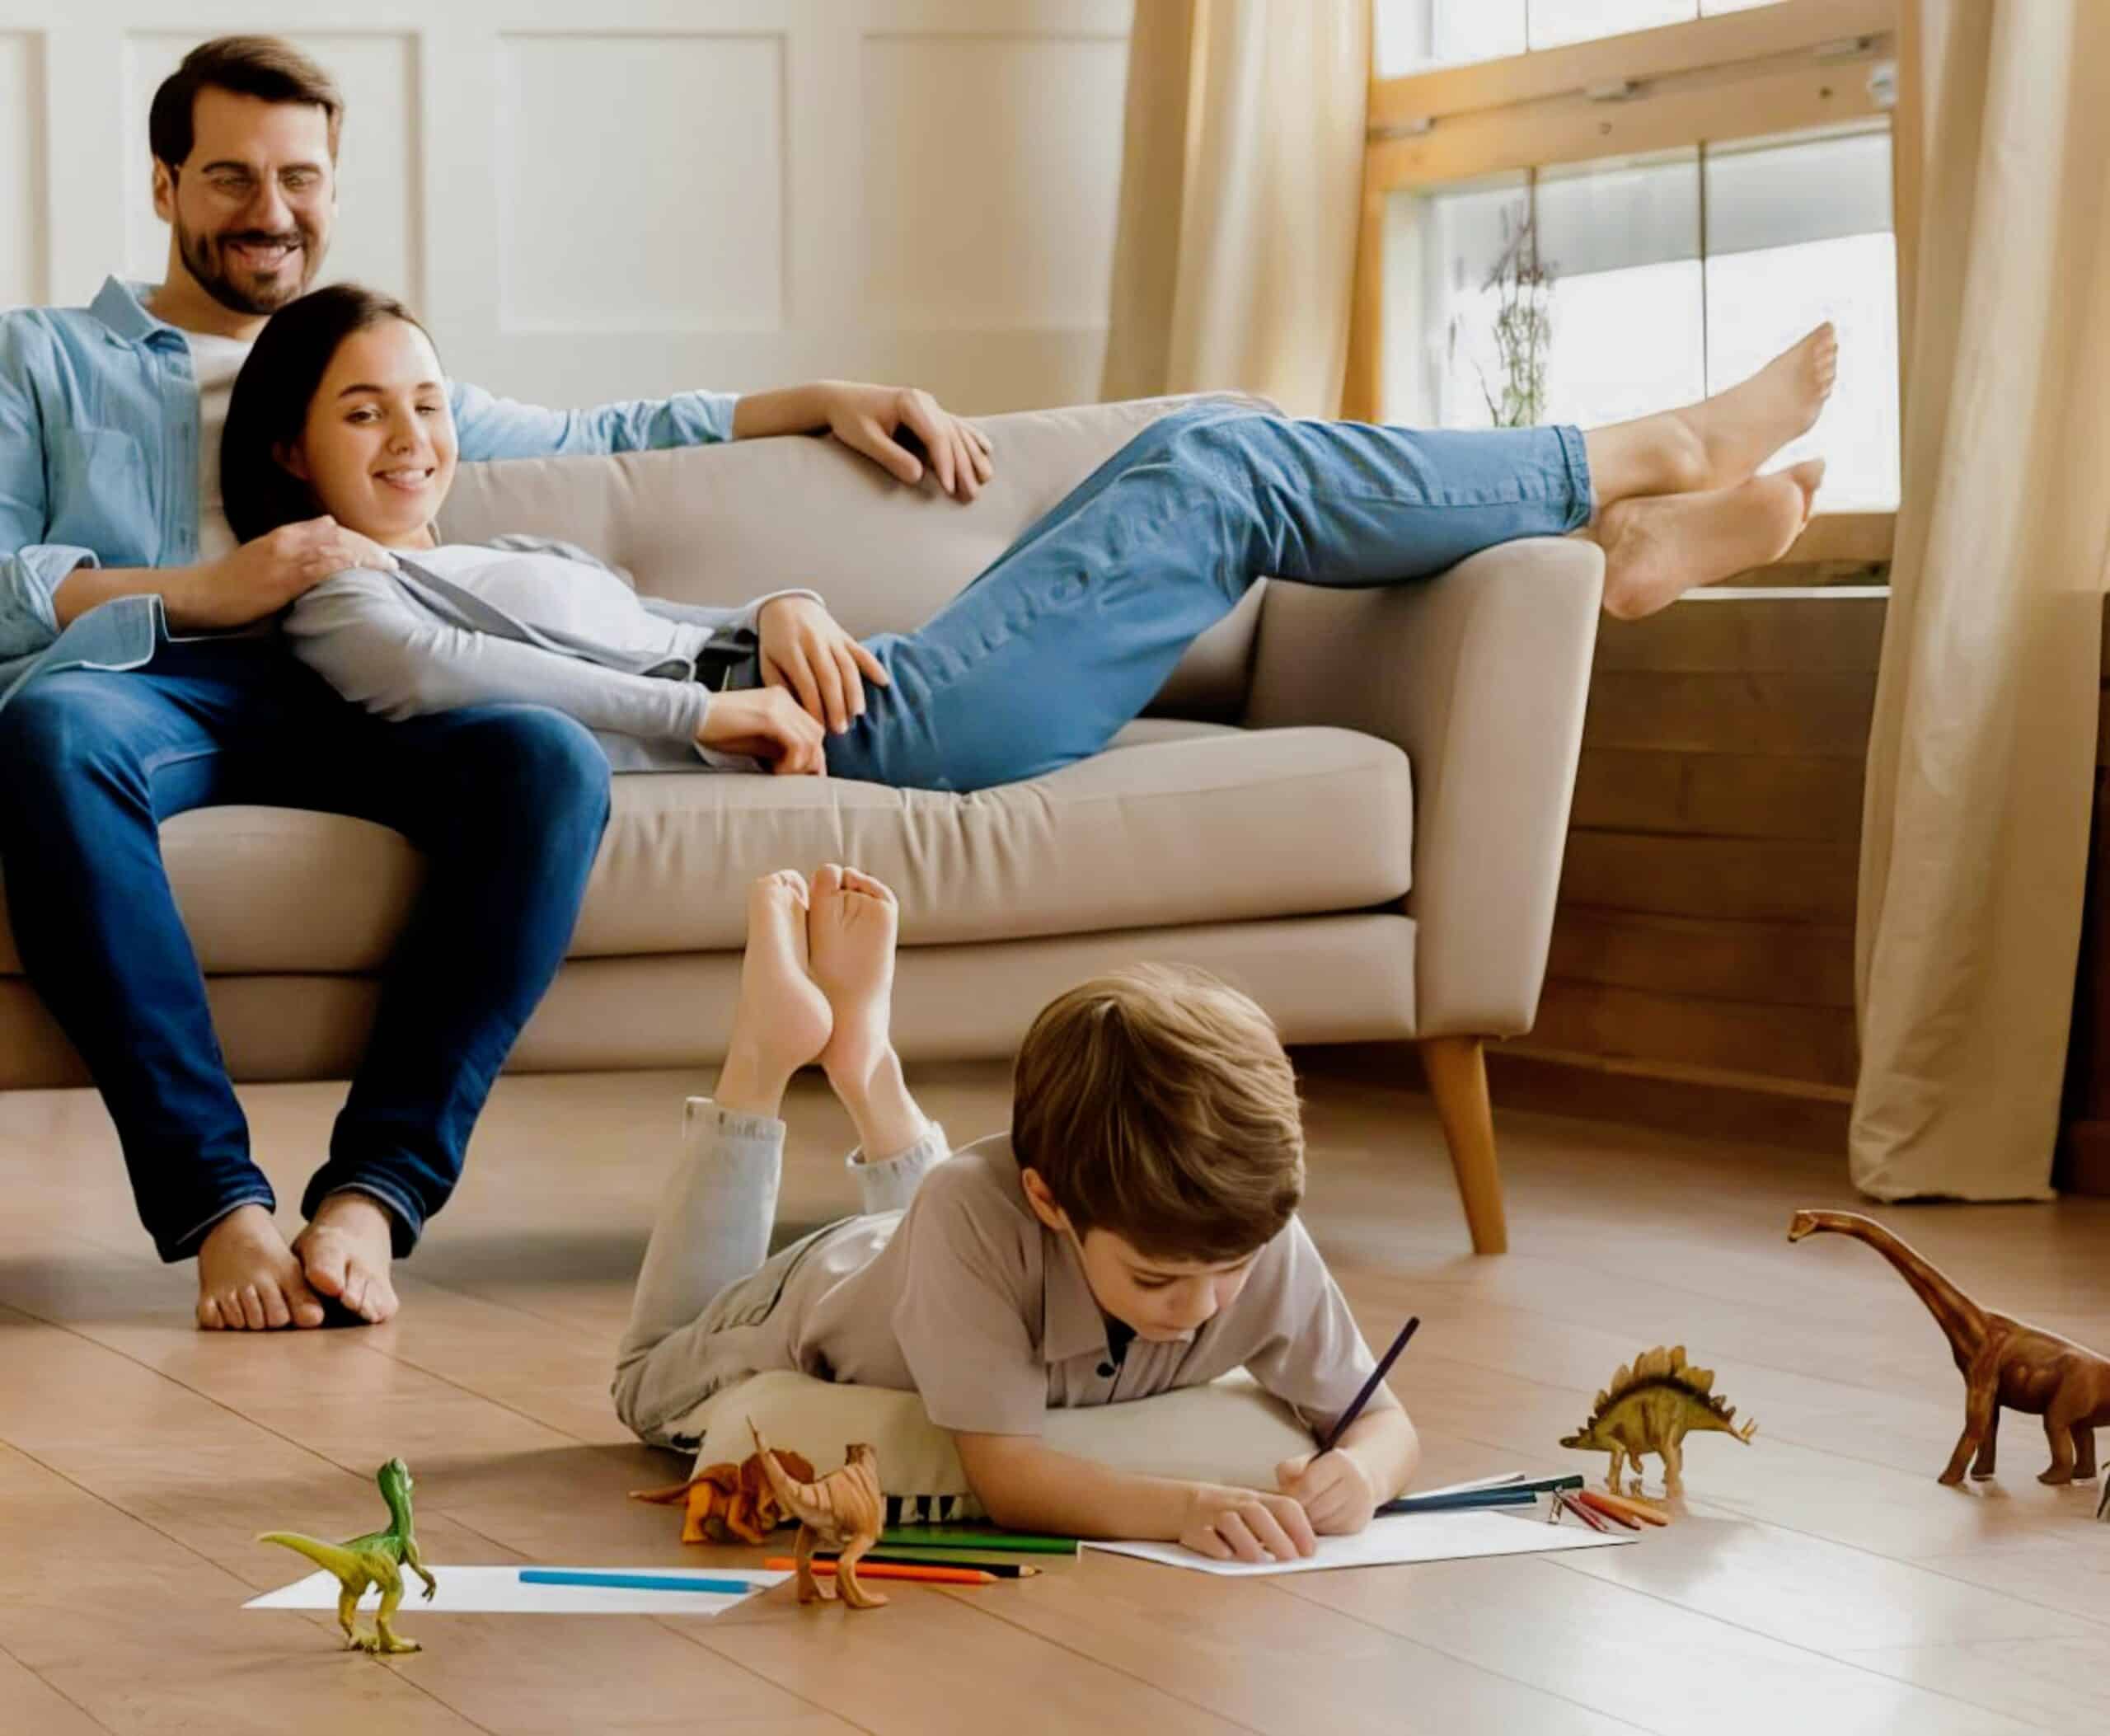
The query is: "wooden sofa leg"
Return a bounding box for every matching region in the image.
[1418,1036,1507,1255]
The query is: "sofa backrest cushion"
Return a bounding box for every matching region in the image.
[441,394,1264,720]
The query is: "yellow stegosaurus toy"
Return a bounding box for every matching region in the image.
[1560,1345,1756,1496]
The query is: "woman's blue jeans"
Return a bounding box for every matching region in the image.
[827,402,1592,791]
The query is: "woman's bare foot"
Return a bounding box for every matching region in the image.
[196,1204,327,1330]
[293,1194,401,1325]
[1597,459,1825,620]
[715,870,834,1116]
[1673,324,1838,491]
[1585,325,1836,504]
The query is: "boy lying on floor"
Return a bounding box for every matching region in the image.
[612,866,1418,1562]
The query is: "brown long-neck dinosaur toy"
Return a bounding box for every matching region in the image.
[1788,1208,2110,1486]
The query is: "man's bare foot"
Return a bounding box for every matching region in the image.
[716,871,834,1115]
[196,1204,327,1330]
[1672,324,1838,492]
[1597,459,1824,620]
[293,1194,401,1325]
[809,865,900,1091]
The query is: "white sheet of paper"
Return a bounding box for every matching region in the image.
[1083,1508,1634,1576]
[245,1565,791,1616]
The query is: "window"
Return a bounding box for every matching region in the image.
[1377,2,1792,77]
[1357,0,1903,542]
[1392,123,1897,509]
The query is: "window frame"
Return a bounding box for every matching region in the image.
[1348,0,1909,569]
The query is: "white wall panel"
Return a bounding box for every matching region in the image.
[862,31,1125,329]
[0,31,41,308]
[122,30,420,303]
[497,32,784,333]
[4,1,1131,412]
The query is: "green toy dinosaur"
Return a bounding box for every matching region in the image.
[258,1457,437,1654]
[1560,1345,1757,1496]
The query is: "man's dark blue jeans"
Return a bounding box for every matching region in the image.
[0,637,610,1261]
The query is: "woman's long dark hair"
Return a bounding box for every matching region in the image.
[222,282,435,543]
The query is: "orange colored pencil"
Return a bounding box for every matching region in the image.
[1570,1490,1640,1530]
[1586,1490,1670,1527]
[763,1556,996,1586]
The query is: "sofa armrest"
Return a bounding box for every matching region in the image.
[1243,537,1603,1038]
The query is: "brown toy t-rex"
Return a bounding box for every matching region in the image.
[1788,1208,2110,1485]
[748,1420,888,1609]
[629,1445,818,1545]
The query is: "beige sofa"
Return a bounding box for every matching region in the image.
[0,396,1602,1253]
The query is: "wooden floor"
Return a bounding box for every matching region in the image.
[3,1060,2108,1736]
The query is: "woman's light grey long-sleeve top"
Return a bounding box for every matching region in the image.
[282,534,817,772]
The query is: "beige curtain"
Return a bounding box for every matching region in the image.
[1100,0,1368,416]
[1852,0,2110,1199]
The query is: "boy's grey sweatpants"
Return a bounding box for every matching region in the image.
[612,1098,947,1443]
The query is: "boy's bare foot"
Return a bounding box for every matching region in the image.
[1597,459,1824,620]
[196,1204,327,1330]
[716,871,834,1114]
[1672,324,1838,492]
[293,1194,401,1325]
[809,865,900,1091]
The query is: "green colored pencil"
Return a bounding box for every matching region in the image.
[883,1526,1079,1556]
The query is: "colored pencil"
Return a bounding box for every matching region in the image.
[882,1527,1079,1555]
[1556,1493,1614,1533]
[1375,1487,1540,1517]
[1570,1490,1641,1531]
[1321,1315,1421,1452]
[818,1551,1040,1578]
[1376,1473,1582,1517]
[1585,1489,1670,1527]
[518,1569,759,1595]
[763,1557,996,1586]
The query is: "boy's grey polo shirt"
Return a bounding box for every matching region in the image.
[690,1135,1398,1440]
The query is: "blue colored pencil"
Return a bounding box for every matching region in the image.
[518,1568,760,1596]
[1375,1487,1541,1517]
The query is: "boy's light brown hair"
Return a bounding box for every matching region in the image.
[150,36,345,173]
[1011,964,1305,1262]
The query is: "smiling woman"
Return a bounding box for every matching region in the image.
[221,284,451,547]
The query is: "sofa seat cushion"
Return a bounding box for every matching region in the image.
[0,720,1412,975]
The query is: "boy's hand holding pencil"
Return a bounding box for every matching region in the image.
[1275,1448,1379,1535]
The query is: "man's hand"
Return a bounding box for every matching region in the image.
[1179,1481,1319,1564]
[172,517,400,631]
[1275,1450,1379,1537]
[823,383,993,500]
[696,687,828,776]
[757,596,889,733]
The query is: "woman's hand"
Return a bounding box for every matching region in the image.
[696,687,828,776]
[823,383,994,500]
[757,596,889,734]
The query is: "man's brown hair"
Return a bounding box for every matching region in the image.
[1011,964,1305,1262]
[149,36,345,171]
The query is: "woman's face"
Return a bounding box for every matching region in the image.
[284,317,457,547]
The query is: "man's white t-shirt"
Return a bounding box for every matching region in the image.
[183,329,254,562]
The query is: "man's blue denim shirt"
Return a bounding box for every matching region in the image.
[0,276,738,709]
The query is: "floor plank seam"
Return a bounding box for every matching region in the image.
[0,1627,123,1736]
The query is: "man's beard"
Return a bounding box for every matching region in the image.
[176,219,319,317]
